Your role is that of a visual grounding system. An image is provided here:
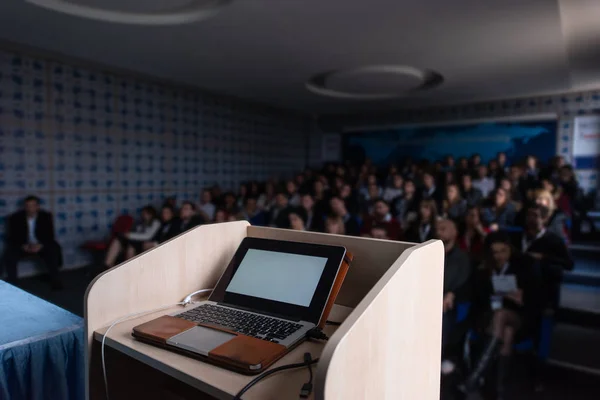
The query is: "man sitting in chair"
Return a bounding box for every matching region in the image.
[2,196,63,289]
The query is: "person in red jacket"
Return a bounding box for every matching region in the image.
[361,198,402,240]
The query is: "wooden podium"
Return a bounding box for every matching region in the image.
[85,221,444,400]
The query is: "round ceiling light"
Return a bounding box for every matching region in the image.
[306,65,443,100]
[25,0,233,25]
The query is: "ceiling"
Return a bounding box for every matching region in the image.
[0,0,599,114]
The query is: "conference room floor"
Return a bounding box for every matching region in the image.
[13,266,600,400]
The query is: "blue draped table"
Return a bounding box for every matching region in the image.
[0,281,84,400]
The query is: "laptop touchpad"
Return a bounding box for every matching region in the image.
[167,326,235,356]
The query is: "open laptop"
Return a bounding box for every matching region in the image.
[132,237,347,374]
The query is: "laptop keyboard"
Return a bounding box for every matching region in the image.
[177,304,303,343]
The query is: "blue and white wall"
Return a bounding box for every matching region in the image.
[0,49,312,271]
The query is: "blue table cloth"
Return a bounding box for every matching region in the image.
[0,281,84,400]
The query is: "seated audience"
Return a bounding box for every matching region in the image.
[268,192,292,228]
[178,201,204,232]
[222,192,240,216]
[2,196,64,289]
[405,199,438,243]
[444,155,456,172]
[541,155,565,184]
[525,155,540,181]
[438,219,471,373]
[558,165,579,211]
[462,232,538,398]
[497,151,509,173]
[286,180,301,207]
[382,174,404,203]
[214,209,229,224]
[472,165,495,198]
[339,182,359,215]
[300,193,323,232]
[257,181,276,211]
[456,157,470,176]
[238,196,266,226]
[329,196,360,236]
[369,223,390,240]
[197,189,216,222]
[461,174,483,207]
[535,189,568,242]
[361,182,383,215]
[103,205,160,269]
[139,204,180,251]
[421,171,443,209]
[248,181,261,198]
[458,206,488,267]
[359,173,380,199]
[443,183,467,221]
[541,177,573,220]
[393,179,419,228]
[470,153,482,170]
[488,159,504,180]
[482,188,517,230]
[288,207,308,231]
[499,176,523,207]
[324,215,345,235]
[361,199,402,240]
[236,183,249,210]
[162,196,178,210]
[211,185,224,208]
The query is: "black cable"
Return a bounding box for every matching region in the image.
[300,353,314,398]
[232,357,319,400]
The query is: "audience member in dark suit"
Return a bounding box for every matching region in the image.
[2,196,63,289]
[438,219,472,372]
[268,192,292,228]
[404,199,438,243]
[462,232,539,398]
[300,194,323,232]
[329,196,360,236]
[421,171,443,209]
[392,179,419,228]
[514,204,574,311]
[178,201,204,233]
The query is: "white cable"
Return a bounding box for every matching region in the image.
[101,288,213,400]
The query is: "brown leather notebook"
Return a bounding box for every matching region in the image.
[133,316,288,375]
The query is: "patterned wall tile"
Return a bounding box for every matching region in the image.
[0,49,312,270]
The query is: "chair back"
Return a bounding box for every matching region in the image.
[111,215,134,236]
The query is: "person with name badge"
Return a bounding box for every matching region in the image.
[461,232,537,399]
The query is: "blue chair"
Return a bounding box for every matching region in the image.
[465,314,555,368]
[456,302,471,324]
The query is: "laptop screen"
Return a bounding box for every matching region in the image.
[225,249,327,307]
[210,237,346,324]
